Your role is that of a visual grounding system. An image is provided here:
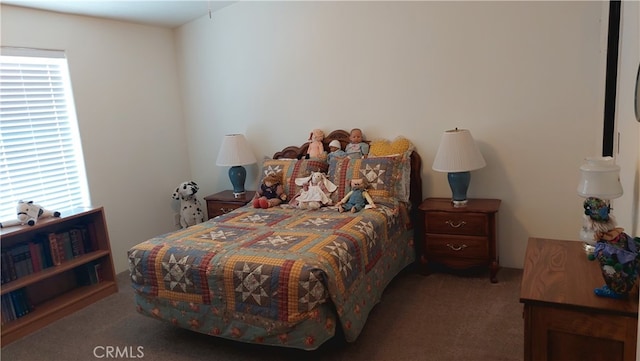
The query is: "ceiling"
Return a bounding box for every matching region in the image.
[2,1,235,28]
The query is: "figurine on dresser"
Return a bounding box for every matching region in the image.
[583,197,640,299]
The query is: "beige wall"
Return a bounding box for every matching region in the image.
[176,1,632,269]
[2,1,638,273]
[1,5,192,272]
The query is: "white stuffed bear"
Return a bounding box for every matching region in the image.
[0,200,61,228]
[289,172,337,209]
[172,181,205,228]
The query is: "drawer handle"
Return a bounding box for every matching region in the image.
[220,207,233,214]
[445,220,467,228]
[446,243,468,251]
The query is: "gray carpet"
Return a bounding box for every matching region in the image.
[2,267,524,361]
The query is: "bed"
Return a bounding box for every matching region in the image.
[127,130,423,350]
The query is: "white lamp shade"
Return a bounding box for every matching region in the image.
[432,128,486,172]
[577,156,623,199]
[215,134,257,166]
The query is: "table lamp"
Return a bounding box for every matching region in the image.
[577,156,623,252]
[216,134,257,198]
[432,128,486,207]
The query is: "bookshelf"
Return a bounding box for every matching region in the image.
[0,207,118,346]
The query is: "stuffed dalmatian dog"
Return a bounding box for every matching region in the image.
[172,181,205,229]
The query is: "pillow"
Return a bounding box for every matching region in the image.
[369,136,413,157]
[328,152,411,204]
[261,159,329,199]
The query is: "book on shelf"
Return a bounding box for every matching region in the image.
[85,222,99,252]
[28,241,41,273]
[10,290,24,318]
[69,228,85,256]
[1,250,17,284]
[8,244,32,279]
[74,261,103,286]
[8,245,22,279]
[1,293,17,323]
[47,233,62,266]
[35,234,50,269]
[38,233,53,269]
[2,288,32,322]
[57,231,74,261]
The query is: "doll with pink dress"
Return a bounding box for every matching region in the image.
[306,129,326,160]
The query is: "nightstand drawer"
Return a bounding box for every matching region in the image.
[204,190,255,220]
[425,212,488,236]
[424,235,489,259]
[207,201,243,219]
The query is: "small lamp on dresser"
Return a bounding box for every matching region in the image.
[216,134,257,198]
[432,128,486,207]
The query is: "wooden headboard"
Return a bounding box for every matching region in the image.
[272,130,423,219]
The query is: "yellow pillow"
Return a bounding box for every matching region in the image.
[369,136,412,156]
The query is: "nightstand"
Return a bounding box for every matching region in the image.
[204,190,256,220]
[418,197,501,283]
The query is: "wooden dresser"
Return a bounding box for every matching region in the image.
[418,198,501,282]
[520,237,638,361]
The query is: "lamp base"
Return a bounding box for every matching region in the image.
[452,199,468,208]
[448,171,471,207]
[229,166,247,197]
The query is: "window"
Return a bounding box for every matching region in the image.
[0,47,90,221]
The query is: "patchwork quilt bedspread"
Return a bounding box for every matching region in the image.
[128,198,415,349]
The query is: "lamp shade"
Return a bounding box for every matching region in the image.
[432,128,486,172]
[215,134,257,166]
[577,156,623,199]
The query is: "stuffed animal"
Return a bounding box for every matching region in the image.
[306,129,327,160]
[580,197,618,247]
[253,172,287,209]
[290,171,337,209]
[336,178,376,213]
[0,200,61,228]
[172,181,205,228]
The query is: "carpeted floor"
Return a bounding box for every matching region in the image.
[2,267,524,361]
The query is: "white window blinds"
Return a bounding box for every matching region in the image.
[0,48,90,221]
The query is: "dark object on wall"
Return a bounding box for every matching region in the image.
[602,0,621,156]
[635,62,640,122]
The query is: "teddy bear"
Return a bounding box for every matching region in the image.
[252,172,287,208]
[289,171,337,209]
[336,178,376,213]
[0,200,61,228]
[306,129,327,160]
[172,181,205,228]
